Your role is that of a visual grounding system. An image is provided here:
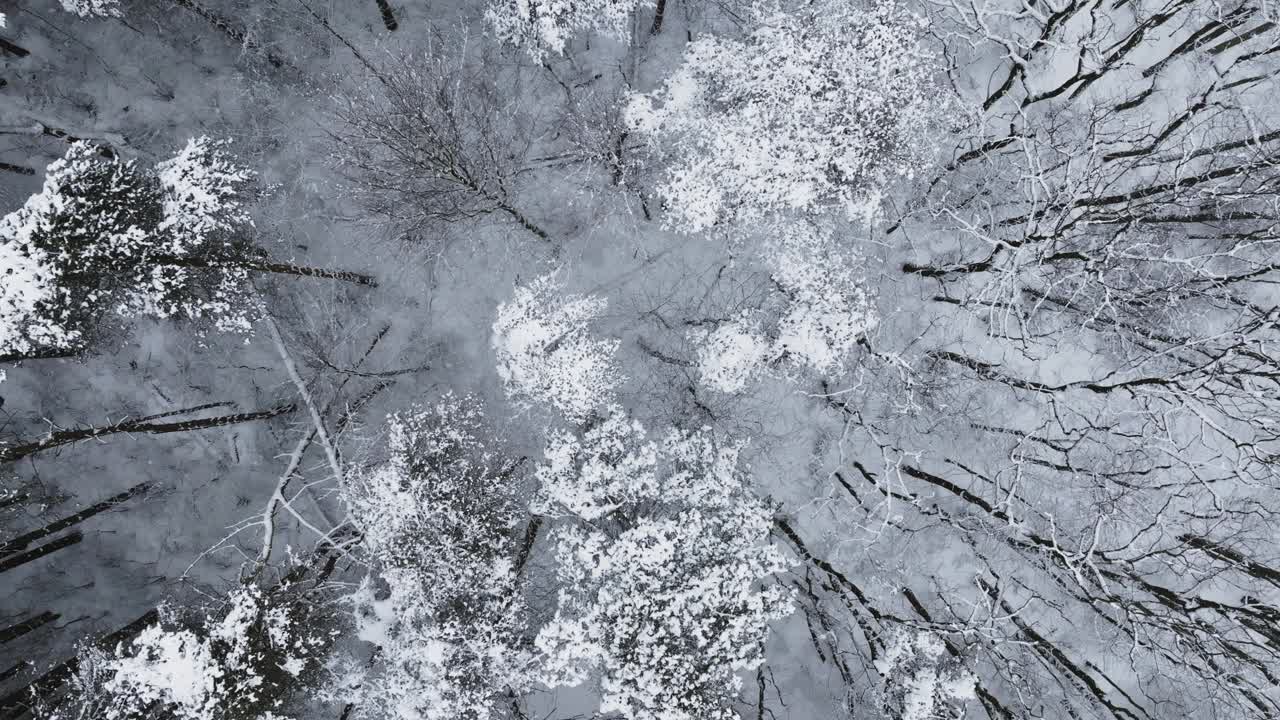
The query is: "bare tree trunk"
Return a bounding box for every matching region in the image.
[650,0,666,35]
[0,531,82,574]
[0,162,33,176]
[292,0,389,86]
[0,612,60,645]
[0,404,295,464]
[374,0,398,31]
[513,516,542,575]
[611,131,628,186]
[0,39,29,58]
[0,609,159,720]
[0,482,153,558]
[154,254,378,287]
[1180,535,1280,589]
[240,259,379,286]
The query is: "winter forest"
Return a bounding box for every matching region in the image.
[1,0,1279,718]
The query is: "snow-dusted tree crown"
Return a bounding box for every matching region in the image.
[693,222,879,393]
[486,269,796,720]
[534,409,794,720]
[486,0,651,58]
[626,0,936,232]
[341,394,533,720]
[63,584,326,720]
[0,137,258,357]
[492,273,623,422]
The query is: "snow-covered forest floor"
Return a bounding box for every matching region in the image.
[3,1,1280,719]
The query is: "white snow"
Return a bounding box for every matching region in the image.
[486,0,651,58]
[625,0,936,232]
[342,395,533,720]
[695,316,772,393]
[58,0,122,17]
[492,273,622,422]
[535,408,793,720]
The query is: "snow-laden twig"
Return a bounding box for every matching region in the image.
[252,429,314,577]
[264,314,343,486]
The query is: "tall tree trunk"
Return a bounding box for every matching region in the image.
[0,612,60,645]
[612,131,628,185]
[0,120,122,158]
[650,0,667,35]
[0,404,295,464]
[0,39,29,58]
[0,609,159,720]
[134,401,235,423]
[374,0,398,31]
[154,254,378,287]
[1180,534,1280,589]
[0,531,82,574]
[0,482,153,558]
[514,516,543,575]
[240,258,379,286]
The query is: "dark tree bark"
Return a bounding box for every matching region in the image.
[500,204,553,243]
[154,254,379,287]
[374,0,398,31]
[612,131,628,186]
[650,0,667,35]
[133,401,235,422]
[1180,535,1280,589]
[0,482,153,558]
[0,404,295,464]
[241,259,379,286]
[280,528,361,586]
[513,515,543,575]
[0,531,83,574]
[0,162,33,176]
[0,612,59,646]
[0,38,29,58]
